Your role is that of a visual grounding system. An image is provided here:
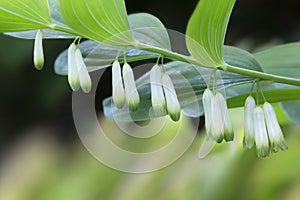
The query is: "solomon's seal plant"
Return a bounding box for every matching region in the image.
[1,0,299,158]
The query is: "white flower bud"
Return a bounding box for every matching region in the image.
[34,29,44,70]
[263,102,288,152]
[112,60,125,109]
[75,48,92,93]
[210,93,224,143]
[254,107,270,158]
[68,43,80,91]
[202,88,213,136]
[162,73,181,121]
[243,96,256,148]
[123,63,140,111]
[150,64,166,116]
[217,92,234,142]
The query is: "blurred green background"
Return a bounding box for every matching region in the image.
[1,0,300,200]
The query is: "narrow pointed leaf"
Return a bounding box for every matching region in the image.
[186,0,236,67]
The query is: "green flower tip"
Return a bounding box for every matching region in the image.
[34,29,44,70]
[112,60,125,109]
[162,73,181,122]
[122,63,140,111]
[257,145,270,158]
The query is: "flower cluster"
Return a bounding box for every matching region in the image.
[67,43,92,93]
[243,96,288,157]
[112,60,140,111]
[112,63,181,121]
[202,88,234,143]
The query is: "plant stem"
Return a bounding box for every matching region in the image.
[136,42,300,87]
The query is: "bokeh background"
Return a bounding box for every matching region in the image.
[1,0,300,199]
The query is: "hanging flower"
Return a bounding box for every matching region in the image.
[263,102,288,152]
[254,107,270,158]
[122,63,140,111]
[202,88,213,136]
[162,73,181,121]
[243,96,256,149]
[33,29,44,70]
[67,43,80,91]
[112,60,125,109]
[202,89,233,143]
[75,48,92,93]
[217,92,234,142]
[210,93,225,143]
[150,64,166,116]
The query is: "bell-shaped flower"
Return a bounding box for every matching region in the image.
[150,64,166,116]
[112,60,125,109]
[202,88,213,136]
[217,92,234,142]
[122,63,140,111]
[210,93,225,143]
[33,29,44,70]
[243,96,256,148]
[67,43,80,91]
[75,48,92,93]
[162,73,181,121]
[263,102,288,152]
[254,107,270,158]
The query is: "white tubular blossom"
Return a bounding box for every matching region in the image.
[112,60,125,109]
[34,29,44,70]
[68,43,80,91]
[217,92,234,142]
[162,73,181,121]
[202,88,213,135]
[263,102,288,152]
[254,107,270,158]
[210,93,224,143]
[243,96,256,148]
[75,48,92,93]
[122,63,140,111]
[150,64,166,116]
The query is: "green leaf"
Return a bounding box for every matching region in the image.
[54,13,170,75]
[54,40,158,75]
[253,42,300,125]
[128,13,171,50]
[280,101,300,126]
[103,46,264,121]
[186,0,236,67]
[0,0,52,32]
[59,0,134,45]
[5,0,78,39]
[254,42,300,79]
